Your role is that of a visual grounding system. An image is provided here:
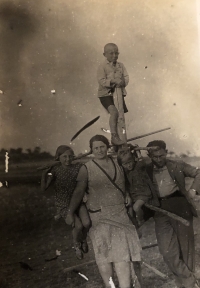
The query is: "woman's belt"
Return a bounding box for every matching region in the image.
[87,203,124,213]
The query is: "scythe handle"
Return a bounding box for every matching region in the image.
[73,127,171,160]
[144,203,190,226]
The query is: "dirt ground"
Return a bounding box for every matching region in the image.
[0,182,200,288]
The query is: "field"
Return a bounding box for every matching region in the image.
[0,157,200,288]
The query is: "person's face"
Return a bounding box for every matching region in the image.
[149,148,167,168]
[104,45,119,63]
[92,141,108,159]
[122,160,136,171]
[59,150,74,166]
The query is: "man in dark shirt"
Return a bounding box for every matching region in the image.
[146,140,200,288]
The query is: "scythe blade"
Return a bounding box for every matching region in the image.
[70,116,100,142]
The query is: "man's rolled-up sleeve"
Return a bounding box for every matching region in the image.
[182,162,200,193]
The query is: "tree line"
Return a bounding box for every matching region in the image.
[0,147,54,163]
[0,148,195,164]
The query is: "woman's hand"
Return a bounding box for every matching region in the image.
[65,212,75,227]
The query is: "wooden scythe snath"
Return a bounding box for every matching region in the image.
[144,203,190,226]
[113,87,127,143]
[112,89,190,226]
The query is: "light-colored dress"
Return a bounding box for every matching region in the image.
[83,158,141,264]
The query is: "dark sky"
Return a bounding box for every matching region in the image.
[0,0,200,156]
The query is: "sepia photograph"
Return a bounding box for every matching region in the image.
[0,0,200,287]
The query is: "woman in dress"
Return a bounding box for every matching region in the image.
[41,145,90,260]
[66,135,142,288]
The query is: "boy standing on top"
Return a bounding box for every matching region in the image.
[97,43,129,145]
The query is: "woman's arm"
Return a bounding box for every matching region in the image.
[66,165,88,226]
[41,168,54,192]
[122,167,133,207]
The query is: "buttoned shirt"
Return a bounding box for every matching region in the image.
[153,166,179,198]
[97,60,129,97]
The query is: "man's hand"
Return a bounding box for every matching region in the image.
[193,195,200,202]
[188,189,197,199]
[133,199,145,212]
[65,213,75,227]
[125,194,132,207]
[188,189,200,202]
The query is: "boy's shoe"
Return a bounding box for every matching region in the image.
[111,133,125,146]
[74,243,83,260]
[81,240,88,253]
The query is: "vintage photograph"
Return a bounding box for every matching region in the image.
[0,0,200,287]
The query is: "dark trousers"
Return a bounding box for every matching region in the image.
[154,197,196,288]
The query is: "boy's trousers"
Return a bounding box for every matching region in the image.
[154,211,195,288]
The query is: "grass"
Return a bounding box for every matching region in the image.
[0,184,104,288]
[1,183,200,288]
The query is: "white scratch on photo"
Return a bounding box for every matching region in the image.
[109,277,116,288]
[5,152,9,173]
[56,250,61,256]
[78,272,88,281]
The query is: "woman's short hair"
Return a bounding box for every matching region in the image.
[55,145,74,160]
[89,135,110,150]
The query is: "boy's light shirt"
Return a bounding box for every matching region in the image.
[97,59,129,97]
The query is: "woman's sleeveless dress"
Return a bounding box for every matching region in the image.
[85,158,141,264]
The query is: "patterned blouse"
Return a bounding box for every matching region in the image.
[50,163,82,218]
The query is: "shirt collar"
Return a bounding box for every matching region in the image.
[153,165,167,172]
[105,59,118,66]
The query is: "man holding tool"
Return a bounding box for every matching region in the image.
[146,140,200,288]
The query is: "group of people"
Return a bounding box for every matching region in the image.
[41,137,200,288]
[41,43,200,287]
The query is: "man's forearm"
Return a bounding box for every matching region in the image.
[191,169,200,194]
[183,162,200,193]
